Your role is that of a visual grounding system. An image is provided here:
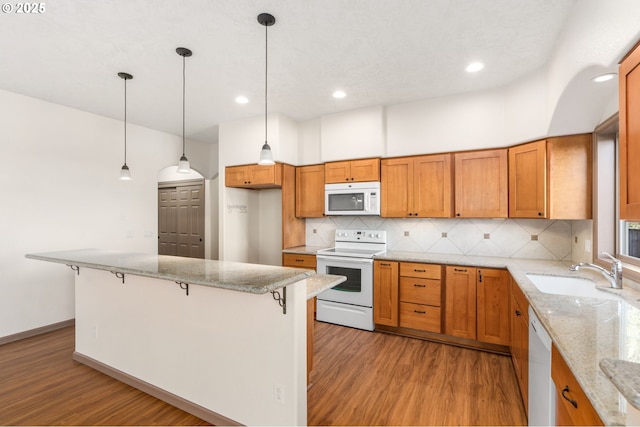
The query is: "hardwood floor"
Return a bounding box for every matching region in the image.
[0,322,526,426]
[0,326,209,426]
[308,321,527,426]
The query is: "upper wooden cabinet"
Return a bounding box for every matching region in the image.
[295,164,325,218]
[225,163,282,189]
[454,149,508,218]
[381,154,453,218]
[619,42,640,219]
[509,135,592,219]
[325,158,380,183]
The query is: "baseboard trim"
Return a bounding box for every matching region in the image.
[73,352,242,426]
[0,319,75,346]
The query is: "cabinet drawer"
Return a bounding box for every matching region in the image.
[400,262,441,279]
[282,253,316,269]
[399,277,441,306]
[551,345,603,426]
[400,302,441,333]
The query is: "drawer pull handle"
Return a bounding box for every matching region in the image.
[454,268,467,273]
[296,259,304,262]
[561,386,578,409]
[413,284,426,288]
[515,310,522,316]
[380,263,391,266]
[414,269,426,273]
[414,310,426,314]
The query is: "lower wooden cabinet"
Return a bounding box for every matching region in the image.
[444,266,510,346]
[510,278,529,414]
[551,344,603,426]
[282,254,316,384]
[398,262,442,333]
[373,260,399,326]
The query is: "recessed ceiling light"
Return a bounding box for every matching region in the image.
[466,62,484,73]
[332,90,346,99]
[592,73,616,83]
[235,96,249,104]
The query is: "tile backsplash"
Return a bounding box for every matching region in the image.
[307,217,592,261]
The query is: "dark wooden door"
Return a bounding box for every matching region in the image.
[158,180,204,258]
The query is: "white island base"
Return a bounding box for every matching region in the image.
[73,268,307,426]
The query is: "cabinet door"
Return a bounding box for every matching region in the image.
[444,266,476,340]
[225,165,248,187]
[454,149,508,218]
[381,157,412,217]
[295,165,325,218]
[324,161,351,183]
[509,140,547,218]
[511,279,529,414]
[620,42,640,219]
[551,345,604,426]
[476,268,510,346]
[413,153,453,218]
[248,164,280,186]
[350,158,380,182]
[373,260,399,327]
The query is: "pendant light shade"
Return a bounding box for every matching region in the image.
[118,72,133,180]
[176,47,192,173]
[257,13,276,166]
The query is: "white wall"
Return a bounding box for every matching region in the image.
[320,105,385,161]
[0,89,188,339]
[218,114,297,264]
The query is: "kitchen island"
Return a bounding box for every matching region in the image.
[26,249,344,426]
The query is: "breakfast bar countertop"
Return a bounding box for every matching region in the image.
[26,249,317,295]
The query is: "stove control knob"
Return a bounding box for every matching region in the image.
[376,234,381,238]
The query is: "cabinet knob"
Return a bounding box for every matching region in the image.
[456,213,461,217]
[515,310,522,316]
[538,212,543,216]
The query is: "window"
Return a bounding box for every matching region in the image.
[595,113,640,281]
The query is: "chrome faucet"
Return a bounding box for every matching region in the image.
[570,252,623,289]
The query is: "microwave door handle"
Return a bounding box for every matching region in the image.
[365,193,370,212]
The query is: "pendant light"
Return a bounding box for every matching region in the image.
[176,47,192,173]
[118,72,133,180]
[257,13,276,165]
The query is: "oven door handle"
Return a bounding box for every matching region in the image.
[316,255,374,265]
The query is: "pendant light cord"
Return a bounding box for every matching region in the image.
[123,77,127,165]
[182,54,186,156]
[264,20,268,145]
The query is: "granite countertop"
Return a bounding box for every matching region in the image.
[26,249,316,295]
[306,274,346,299]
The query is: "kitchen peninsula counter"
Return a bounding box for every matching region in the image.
[25,248,337,426]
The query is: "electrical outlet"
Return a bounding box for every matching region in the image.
[273,384,285,403]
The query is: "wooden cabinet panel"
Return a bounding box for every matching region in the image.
[454,149,508,218]
[399,302,441,333]
[225,163,282,188]
[325,158,379,183]
[413,154,453,217]
[374,260,399,327]
[399,262,441,280]
[509,140,547,218]
[547,134,592,219]
[399,277,441,307]
[476,268,510,346]
[620,42,640,219]
[295,165,325,218]
[380,157,412,217]
[282,253,316,269]
[551,345,604,426]
[381,154,452,218]
[510,280,529,414]
[444,266,477,340]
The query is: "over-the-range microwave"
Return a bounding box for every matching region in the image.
[325,181,380,216]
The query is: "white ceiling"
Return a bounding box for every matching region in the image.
[0,0,576,143]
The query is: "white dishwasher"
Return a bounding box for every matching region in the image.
[528,306,556,426]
